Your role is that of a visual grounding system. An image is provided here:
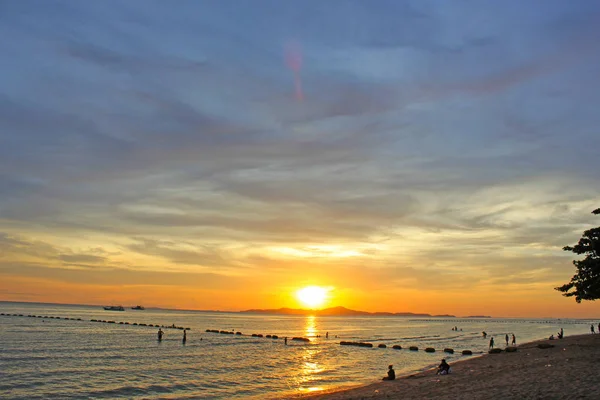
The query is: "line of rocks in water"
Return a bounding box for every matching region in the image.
[0,312,191,331]
[339,340,519,355]
[340,341,483,355]
[1,314,520,353]
[205,329,310,342]
[202,329,497,354]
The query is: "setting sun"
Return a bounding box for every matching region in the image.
[296,286,329,309]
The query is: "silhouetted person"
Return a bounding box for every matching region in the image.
[505,334,509,346]
[598,323,599,334]
[591,324,595,334]
[437,359,450,375]
[183,330,187,344]
[158,328,164,341]
[511,334,516,345]
[482,331,487,338]
[382,365,395,380]
[489,337,494,349]
[558,329,563,339]
[284,337,287,345]
[326,332,329,339]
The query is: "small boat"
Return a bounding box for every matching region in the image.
[131,305,145,310]
[103,306,125,311]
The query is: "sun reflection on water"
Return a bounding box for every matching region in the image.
[305,314,317,338]
[296,315,325,393]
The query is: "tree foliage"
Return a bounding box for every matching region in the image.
[555,208,600,302]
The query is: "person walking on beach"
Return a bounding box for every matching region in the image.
[511,334,516,346]
[382,365,395,380]
[157,328,164,341]
[505,334,509,346]
[489,337,494,349]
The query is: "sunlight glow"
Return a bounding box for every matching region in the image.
[270,245,365,258]
[296,286,329,308]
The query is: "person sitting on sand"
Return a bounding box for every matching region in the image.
[382,365,395,380]
[437,359,450,375]
[549,334,555,340]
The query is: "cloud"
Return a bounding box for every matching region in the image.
[0,233,107,268]
[1,1,600,312]
[126,237,231,269]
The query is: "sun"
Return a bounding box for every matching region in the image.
[296,286,329,309]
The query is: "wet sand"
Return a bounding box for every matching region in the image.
[294,334,600,399]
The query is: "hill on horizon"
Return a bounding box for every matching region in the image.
[239,305,459,318]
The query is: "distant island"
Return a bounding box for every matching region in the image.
[0,300,492,318]
[240,306,471,318]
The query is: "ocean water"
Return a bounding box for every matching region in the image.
[0,302,595,399]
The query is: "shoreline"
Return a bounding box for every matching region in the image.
[292,333,600,399]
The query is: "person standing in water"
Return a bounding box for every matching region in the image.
[157,328,164,341]
[505,334,509,346]
[489,336,494,349]
[183,329,187,344]
[284,337,287,345]
[591,324,595,334]
[511,334,516,346]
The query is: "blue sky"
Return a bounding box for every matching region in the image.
[1,0,599,316]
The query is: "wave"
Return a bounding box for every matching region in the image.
[76,383,199,398]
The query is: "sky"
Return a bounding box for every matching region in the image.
[1,0,600,318]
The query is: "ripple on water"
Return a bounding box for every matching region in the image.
[1,303,594,399]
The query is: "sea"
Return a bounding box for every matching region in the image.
[0,301,595,399]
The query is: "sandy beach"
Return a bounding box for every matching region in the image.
[295,334,600,400]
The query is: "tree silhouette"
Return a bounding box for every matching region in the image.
[555,208,600,302]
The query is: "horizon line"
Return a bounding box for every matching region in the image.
[0,299,593,320]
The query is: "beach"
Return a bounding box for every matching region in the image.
[297,334,600,399]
